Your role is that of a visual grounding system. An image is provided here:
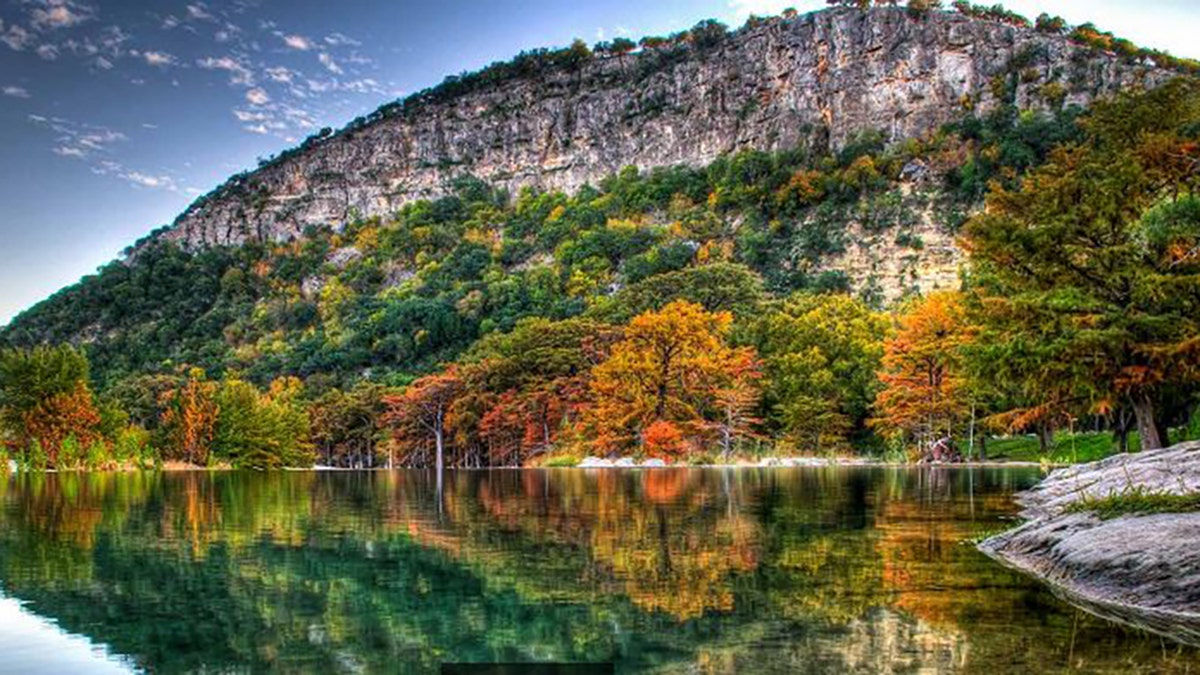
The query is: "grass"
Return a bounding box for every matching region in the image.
[1065,487,1200,520]
[541,455,580,468]
[984,431,1134,464]
[985,424,1199,465]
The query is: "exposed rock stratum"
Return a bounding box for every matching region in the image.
[163,8,1168,252]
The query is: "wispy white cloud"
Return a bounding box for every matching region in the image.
[139,49,176,67]
[2,21,34,50]
[35,42,59,59]
[29,0,96,31]
[281,33,313,50]
[245,87,270,105]
[186,3,213,21]
[28,114,127,159]
[120,170,178,190]
[3,85,31,98]
[323,32,360,47]
[318,52,342,74]
[265,66,293,83]
[197,54,254,85]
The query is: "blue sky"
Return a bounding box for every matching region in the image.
[2,0,1198,326]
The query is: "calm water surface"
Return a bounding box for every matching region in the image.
[0,468,1197,674]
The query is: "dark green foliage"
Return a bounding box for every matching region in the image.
[946,104,1084,203]
[0,344,89,421]
[587,264,766,324]
[1,244,259,387]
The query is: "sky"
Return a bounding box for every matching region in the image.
[1,1,1199,326]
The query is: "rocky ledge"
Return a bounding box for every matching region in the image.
[980,442,1200,646]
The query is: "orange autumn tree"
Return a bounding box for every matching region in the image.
[383,367,464,471]
[589,300,761,458]
[872,292,974,455]
[21,383,102,467]
[158,367,219,466]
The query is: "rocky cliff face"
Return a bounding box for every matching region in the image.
[163,7,1166,250]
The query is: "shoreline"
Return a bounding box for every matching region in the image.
[3,459,1047,474]
[979,442,1200,647]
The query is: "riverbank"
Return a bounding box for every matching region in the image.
[5,457,1048,473]
[567,456,1043,469]
[979,442,1200,647]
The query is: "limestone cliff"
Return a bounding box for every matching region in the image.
[162,7,1167,251]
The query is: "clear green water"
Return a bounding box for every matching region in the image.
[0,468,1196,674]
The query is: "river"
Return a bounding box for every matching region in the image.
[0,468,1196,673]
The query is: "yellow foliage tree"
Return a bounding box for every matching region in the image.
[589,300,760,456]
[872,292,974,455]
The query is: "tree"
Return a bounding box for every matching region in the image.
[708,349,764,459]
[906,0,941,16]
[753,294,887,453]
[213,377,314,468]
[589,300,760,455]
[1035,12,1067,34]
[827,0,871,9]
[872,292,973,454]
[460,317,614,464]
[310,383,386,467]
[383,368,464,471]
[963,80,1200,451]
[0,345,102,467]
[588,263,765,324]
[158,367,219,465]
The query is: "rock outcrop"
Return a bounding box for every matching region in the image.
[980,443,1200,647]
[162,7,1169,251]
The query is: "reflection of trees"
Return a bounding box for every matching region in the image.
[431,469,762,620]
[1,468,1198,674]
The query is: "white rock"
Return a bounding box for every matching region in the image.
[578,457,613,468]
[641,458,667,468]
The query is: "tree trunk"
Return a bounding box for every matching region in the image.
[978,433,987,463]
[434,408,446,474]
[1037,423,1054,454]
[967,403,976,462]
[1132,394,1164,451]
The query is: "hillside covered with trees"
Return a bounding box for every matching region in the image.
[2,5,1199,470]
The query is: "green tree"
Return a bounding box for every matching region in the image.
[213,377,314,468]
[963,80,1200,450]
[753,293,887,453]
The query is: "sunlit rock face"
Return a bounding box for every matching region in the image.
[161,7,1164,254]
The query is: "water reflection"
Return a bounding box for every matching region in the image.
[0,468,1196,673]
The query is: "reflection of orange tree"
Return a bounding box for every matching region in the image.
[589,498,759,620]
[874,470,1021,629]
[456,469,762,621]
